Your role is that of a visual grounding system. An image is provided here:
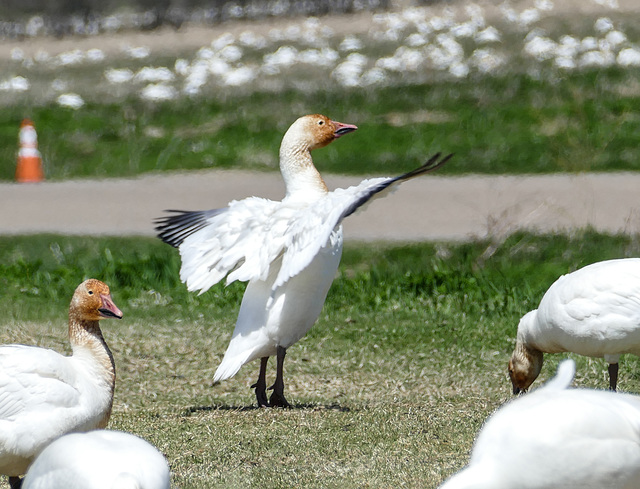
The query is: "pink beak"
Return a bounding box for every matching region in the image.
[98,293,123,319]
[332,121,358,138]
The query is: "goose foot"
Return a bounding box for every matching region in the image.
[608,363,619,391]
[251,381,269,407]
[268,346,291,408]
[251,357,270,408]
[9,476,22,489]
[268,389,290,408]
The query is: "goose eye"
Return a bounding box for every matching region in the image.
[318,120,324,125]
[88,290,94,295]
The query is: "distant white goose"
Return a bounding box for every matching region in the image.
[22,430,170,489]
[0,279,122,489]
[509,258,640,393]
[156,113,452,407]
[440,359,640,489]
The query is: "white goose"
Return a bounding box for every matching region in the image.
[156,113,451,407]
[0,279,122,489]
[22,430,170,489]
[509,258,640,394]
[440,360,640,489]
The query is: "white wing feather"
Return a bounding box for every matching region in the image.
[177,197,289,293]
[176,177,392,294]
[275,177,390,288]
[156,153,453,294]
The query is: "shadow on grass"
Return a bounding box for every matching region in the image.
[183,402,352,414]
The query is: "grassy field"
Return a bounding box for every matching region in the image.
[3,4,640,487]
[2,231,640,488]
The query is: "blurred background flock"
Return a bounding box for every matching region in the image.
[0,0,637,105]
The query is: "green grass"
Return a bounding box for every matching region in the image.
[2,231,640,488]
[3,67,640,181]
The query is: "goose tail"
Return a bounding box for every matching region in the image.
[542,359,576,392]
[213,349,258,384]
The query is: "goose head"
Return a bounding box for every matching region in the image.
[508,341,543,395]
[282,114,358,153]
[279,114,357,198]
[508,311,544,394]
[70,279,123,322]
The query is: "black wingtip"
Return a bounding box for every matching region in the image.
[155,208,225,248]
[154,210,204,248]
[338,152,454,221]
[398,152,454,181]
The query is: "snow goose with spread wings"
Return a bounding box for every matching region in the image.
[155,113,451,407]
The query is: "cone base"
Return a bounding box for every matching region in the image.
[16,156,44,183]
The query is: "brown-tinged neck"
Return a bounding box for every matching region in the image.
[68,315,116,424]
[514,339,544,375]
[279,142,328,198]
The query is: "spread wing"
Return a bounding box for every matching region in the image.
[155,153,452,293]
[156,197,293,293]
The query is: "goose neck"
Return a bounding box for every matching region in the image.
[279,143,328,199]
[68,317,116,402]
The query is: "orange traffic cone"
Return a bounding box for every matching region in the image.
[15,118,44,183]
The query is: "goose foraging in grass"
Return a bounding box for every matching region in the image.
[440,359,640,489]
[0,279,122,489]
[509,258,640,394]
[155,113,452,407]
[22,430,170,489]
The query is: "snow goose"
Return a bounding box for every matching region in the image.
[440,360,640,489]
[155,113,452,407]
[22,430,170,489]
[509,258,640,394]
[0,279,122,488]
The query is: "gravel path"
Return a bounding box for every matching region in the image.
[2,170,639,242]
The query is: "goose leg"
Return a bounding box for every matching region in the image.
[251,357,270,407]
[268,346,290,408]
[608,363,619,391]
[9,476,22,489]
